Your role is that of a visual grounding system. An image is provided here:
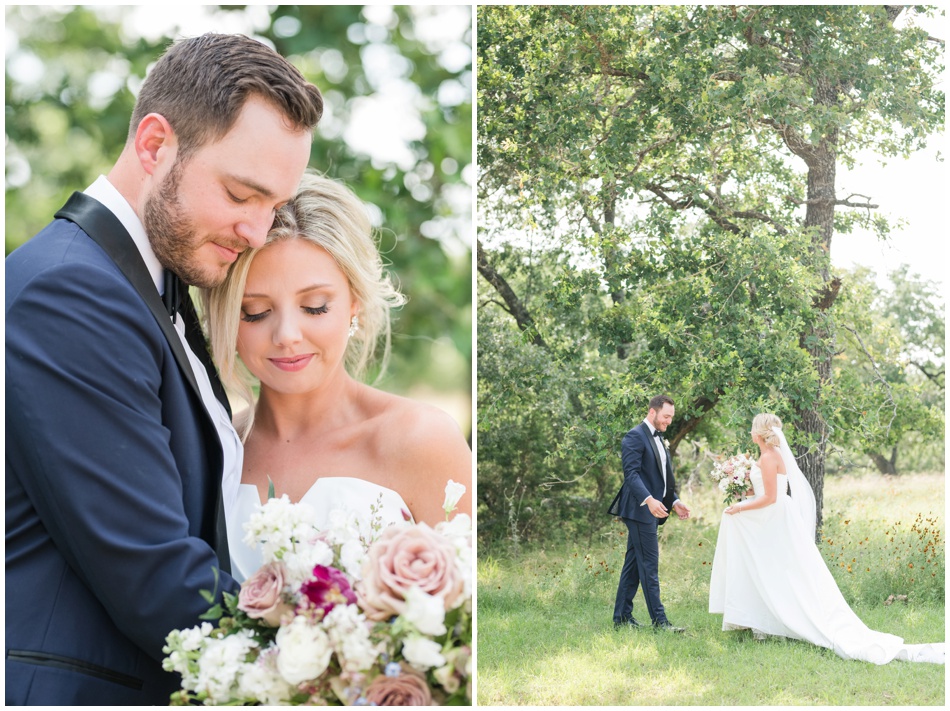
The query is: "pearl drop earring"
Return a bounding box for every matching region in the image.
[348,315,360,338]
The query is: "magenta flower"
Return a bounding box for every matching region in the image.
[300,565,357,615]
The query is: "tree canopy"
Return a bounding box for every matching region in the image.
[477,4,944,544]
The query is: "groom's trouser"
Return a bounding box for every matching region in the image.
[613,516,667,625]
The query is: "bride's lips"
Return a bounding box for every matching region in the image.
[269,354,314,372]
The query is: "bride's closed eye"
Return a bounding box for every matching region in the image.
[241,304,329,323]
[241,309,270,323]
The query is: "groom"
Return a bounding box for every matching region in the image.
[6,34,323,704]
[609,395,691,631]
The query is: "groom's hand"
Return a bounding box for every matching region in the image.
[672,501,691,520]
[646,497,669,519]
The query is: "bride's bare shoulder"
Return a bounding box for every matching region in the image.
[357,385,469,455]
[356,385,472,522]
[758,448,784,473]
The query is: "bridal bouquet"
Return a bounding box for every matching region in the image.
[710,453,755,505]
[162,482,472,706]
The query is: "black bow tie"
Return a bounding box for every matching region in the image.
[163,270,184,323]
[653,430,664,438]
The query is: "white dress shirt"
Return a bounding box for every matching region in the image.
[641,418,679,508]
[84,176,243,516]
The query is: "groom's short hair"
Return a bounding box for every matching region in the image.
[128,33,324,161]
[648,394,674,412]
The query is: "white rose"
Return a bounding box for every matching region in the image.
[402,586,447,635]
[402,635,446,671]
[275,617,333,685]
[442,480,467,516]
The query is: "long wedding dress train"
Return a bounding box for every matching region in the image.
[708,431,944,665]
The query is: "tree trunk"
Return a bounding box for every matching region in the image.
[870,446,899,475]
[790,77,840,542]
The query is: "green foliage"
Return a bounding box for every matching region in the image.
[5,5,472,407]
[477,295,617,550]
[477,4,944,544]
[828,266,945,473]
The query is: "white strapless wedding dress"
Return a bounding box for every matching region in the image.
[226,477,411,582]
[709,464,944,664]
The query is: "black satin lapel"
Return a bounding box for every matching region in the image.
[54,192,201,400]
[179,292,232,418]
[644,425,664,478]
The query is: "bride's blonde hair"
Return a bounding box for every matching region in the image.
[751,413,782,447]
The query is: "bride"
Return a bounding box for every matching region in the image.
[203,172,472,581]
[709,413,944,664]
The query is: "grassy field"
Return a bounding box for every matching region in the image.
[475,472,945,705]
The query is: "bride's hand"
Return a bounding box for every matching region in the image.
[725,504,741,515]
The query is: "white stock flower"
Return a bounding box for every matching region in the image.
[243,495,321,563]
[402,586,447,635]
[454,544,474,603]
[433,662,461,693]
[325,603,379,672]
[402,635,446,671]
[340,538,368,581]
[194,630,258,703]
[324,508,362,546]
[236,649,295,705]
[436,513,472,546]
[281,539,334,589]
[276,617,333,685]
[442,480,466,516]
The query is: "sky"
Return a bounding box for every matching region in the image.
[830,7,946,298]
[832,138,946,298]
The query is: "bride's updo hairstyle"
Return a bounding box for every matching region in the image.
[751,413,783,447]
[203,171,406,438]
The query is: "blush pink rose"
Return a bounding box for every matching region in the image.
[237,561,294,626]
[364,664,433,706]
[357,524,464,621]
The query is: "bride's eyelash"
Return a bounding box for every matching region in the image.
[240,305,328,322]
[241,310,269,323]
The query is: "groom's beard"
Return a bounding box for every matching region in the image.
[144,159,232,289]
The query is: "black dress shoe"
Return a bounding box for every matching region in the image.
[613,618,643,630]
[653,621,686,633]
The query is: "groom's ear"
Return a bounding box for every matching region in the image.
[134,113,177,176]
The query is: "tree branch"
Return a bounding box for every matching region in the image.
[786,193,880,209]
[910,360,945,388]
[476,239,548,349]
[841,323,898,438]
[645,178,788,236]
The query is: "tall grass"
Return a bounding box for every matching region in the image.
[476,473,945,706]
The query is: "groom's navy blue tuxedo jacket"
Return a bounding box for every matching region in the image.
[608,422,678,525]
[5,192,238,705]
